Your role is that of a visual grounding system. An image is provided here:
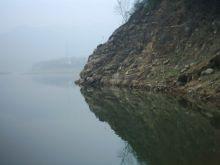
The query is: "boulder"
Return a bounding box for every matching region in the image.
[163,60,170,65]
[201,68,214,76]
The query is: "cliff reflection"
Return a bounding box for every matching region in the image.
[81,87,219,165]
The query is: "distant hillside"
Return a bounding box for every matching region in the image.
[32,57,86,74]
[0,26,103,72]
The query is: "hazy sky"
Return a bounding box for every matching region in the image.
[0,0,127,71]
[0,0,121,33]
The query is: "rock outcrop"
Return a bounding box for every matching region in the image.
[77,0,220,105]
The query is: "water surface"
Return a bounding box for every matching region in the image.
[0,74,131,165]
[0,74,219,165]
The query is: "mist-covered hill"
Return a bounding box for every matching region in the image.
[31,57,86,74]
[0,26,109,72]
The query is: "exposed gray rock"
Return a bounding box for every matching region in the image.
[181,68,187,73]
[86,77,95,84]
[201,68,214,76]
[163,60,170,65]
[185,64,190,70]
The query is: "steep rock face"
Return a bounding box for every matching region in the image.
[77,0,220,103]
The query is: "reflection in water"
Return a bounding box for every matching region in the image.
[0,75,127,165]
[81,87,220,165]
[1,75,220,165]
[31,74,76,88]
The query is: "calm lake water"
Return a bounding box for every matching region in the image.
[0,74,220,165]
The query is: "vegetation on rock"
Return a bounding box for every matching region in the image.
[77,0,220,106]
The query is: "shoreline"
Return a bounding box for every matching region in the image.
[75,79,220,108]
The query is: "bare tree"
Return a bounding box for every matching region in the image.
[115,0,147,23]
[115,0,132,23]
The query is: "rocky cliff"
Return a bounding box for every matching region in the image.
[77,0,220,105]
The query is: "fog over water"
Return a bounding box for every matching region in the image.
[0,0,125,72]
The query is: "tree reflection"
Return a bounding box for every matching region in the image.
[81,87,220,165]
